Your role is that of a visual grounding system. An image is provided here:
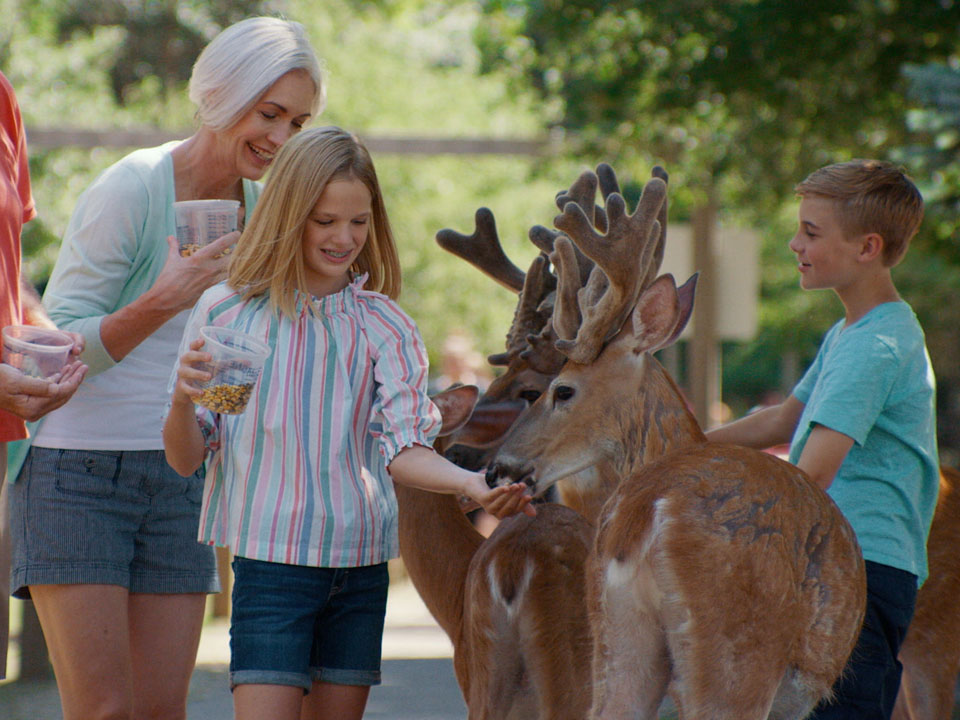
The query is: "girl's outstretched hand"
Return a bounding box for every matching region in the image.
[464,473,536,519]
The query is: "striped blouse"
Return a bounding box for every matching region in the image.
[172,274,442,567]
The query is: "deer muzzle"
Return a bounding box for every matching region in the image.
[485,461,536,491]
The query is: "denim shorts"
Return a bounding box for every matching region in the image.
[9,447,219,598]
[229,556,389,691]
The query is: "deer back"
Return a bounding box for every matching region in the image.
[462,503,594,720]
[588,443,866,717]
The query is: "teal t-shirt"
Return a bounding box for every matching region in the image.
[789,301,938,584]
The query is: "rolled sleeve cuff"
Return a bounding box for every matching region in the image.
[72,316,118,376]
[379,429,439,467]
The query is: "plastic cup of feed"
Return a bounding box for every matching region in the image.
[195,326,271,415]
[2,325,74,379]
[173,199,240,257]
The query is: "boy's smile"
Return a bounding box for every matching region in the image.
[789,196,862,293]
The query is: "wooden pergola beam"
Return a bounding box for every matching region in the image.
[25,127,550,156]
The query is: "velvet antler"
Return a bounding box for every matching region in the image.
[436,207,526,293]
[549,166,669,365]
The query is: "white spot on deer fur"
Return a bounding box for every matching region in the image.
[603,498,672,615]
[487,554,533,622]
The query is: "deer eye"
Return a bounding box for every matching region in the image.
[553,385,575,403]
[518,389,542,403]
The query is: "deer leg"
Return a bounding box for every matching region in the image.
[589,562,670,720]
[589,617,669,719]
[668,646,782,720]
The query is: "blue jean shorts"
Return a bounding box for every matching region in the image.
[9,447,219,598]
[229,556,389,691]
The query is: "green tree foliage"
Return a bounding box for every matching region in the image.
[894,62,960,455]
[476,0,960,452]
[476,1,960,194]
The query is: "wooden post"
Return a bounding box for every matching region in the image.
[689,193,720,428]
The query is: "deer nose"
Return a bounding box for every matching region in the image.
[485,461,534,489]
[484,464,503,488]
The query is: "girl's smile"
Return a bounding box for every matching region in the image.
[301,176,372,297]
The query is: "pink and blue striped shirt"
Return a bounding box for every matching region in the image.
[172,274,441,567]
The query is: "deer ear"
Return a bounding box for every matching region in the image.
[657,273,698,350]
[626,274,685,354]
[431,385,480,436]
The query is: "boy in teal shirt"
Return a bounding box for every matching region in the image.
[707,159,938,719]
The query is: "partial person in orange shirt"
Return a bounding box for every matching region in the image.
[0,70,85,680]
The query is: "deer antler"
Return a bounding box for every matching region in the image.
[550,167,669,365]
[436,207,526,293]
[487,253,556,367]
[528,164,623,288]
[486,165,616,373]
[437,164,639,376]
[555,161,622,234]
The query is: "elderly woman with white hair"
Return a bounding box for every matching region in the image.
[6,17,323,720]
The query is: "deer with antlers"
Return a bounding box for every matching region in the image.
[435,166,632,526]
[486,166,867,719]
[393,177,618,719]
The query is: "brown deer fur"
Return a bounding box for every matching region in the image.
[489,270,867,719]
[892,465,960,720]
[396,386,594,719]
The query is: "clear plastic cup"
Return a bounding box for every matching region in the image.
[195,326,271,414]
[174,199,240,257]
[2,325,74,379]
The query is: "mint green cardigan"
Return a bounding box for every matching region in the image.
[9,141,262,480]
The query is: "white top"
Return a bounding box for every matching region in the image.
[31,142,262,451]
[34,313,189,449]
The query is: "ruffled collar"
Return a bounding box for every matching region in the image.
[295,273,371,316]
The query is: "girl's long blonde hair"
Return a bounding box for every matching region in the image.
[228,126,402,317]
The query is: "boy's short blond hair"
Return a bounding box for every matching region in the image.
[795,159,924,267]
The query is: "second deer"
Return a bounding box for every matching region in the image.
[397,384,595,719]
[487,166,867,719]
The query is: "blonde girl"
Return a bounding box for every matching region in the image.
[163,126,533,720]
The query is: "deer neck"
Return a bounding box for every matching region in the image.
[557,472,621,525]
[620,355,706,476]
[395,483,485,642]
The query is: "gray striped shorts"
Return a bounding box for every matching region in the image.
[9,447,219,598]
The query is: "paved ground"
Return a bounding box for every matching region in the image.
[0,579,468,720]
